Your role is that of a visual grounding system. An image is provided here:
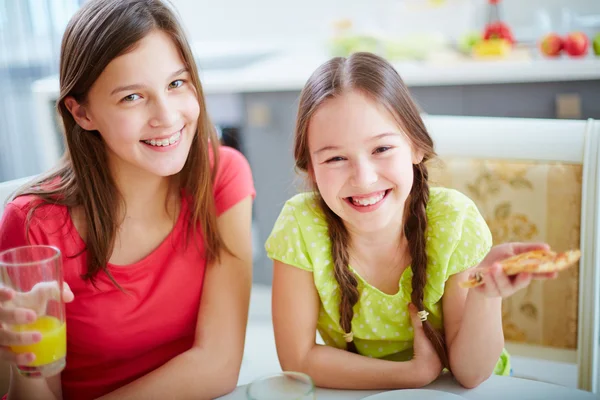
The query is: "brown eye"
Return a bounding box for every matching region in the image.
[122,94,141,102]
[374,146,391,154]
[169,79,184,89]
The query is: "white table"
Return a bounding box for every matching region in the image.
[218,372,597,400]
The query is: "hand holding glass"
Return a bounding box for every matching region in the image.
[0,245,66,377]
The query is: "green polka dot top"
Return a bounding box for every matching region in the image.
[265,187,510,375]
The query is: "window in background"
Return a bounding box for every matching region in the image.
[0,0,81,182]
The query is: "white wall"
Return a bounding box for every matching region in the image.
[170,0,600,46]
[170,0,370,45]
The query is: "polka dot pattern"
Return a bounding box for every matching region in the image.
[265,188,495,363]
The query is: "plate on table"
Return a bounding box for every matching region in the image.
[362,389,465,400]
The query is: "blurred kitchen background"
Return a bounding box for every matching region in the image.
[2,0,600,391]
[2,0,600,282]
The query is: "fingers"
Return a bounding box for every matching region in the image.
[2,282,73,306]
[475,263,532,297]
[0,281,72,330]
[63,282,74,303]
[0,323,42,364]
[0,287,15,302]
[0,284,47,367]
[512,272,533,291]
[474,246,559,298]
[533,272,558,280]
[0,307,37,325]
[9,281,70,316]
[0,288,38,325]
[31,281,60,302]
[0,348,36,365]
[474,264,501,297]
[31,281,74,303]
[510,242,551,254]
[491,264,518,296]
[0,329,41,347]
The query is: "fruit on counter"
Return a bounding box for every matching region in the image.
[563,32,589,57]
[383,33,446,61]
[458,31,483,54]
[483,22,515,45]
[539,33,563,57]
[472,38,512,58]
[592,33,600,56]
[483,0,514,45]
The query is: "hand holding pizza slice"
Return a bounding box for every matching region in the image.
[460,247,581,290]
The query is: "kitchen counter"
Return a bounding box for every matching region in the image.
[31,48,600,96]
[28,45,600,203]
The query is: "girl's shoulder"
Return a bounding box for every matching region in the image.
[211,145,256,215]
[265,192,329,272]
[427,187,478,218]
[4,193,69,223]
[274,192,325,228]
[426,187,485,237]
[425,187,493,280]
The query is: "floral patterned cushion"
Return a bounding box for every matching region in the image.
[429,158,581,349]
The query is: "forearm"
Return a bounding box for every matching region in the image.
[448,290,504,387]
[8,365,60,400]
[98,347,240,400]
[289,344,428,390]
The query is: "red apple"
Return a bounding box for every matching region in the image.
[539,33,563,57]
[564,32,589,57]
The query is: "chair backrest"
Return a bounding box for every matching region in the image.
[422,115,600,393]
[0,176,35,216]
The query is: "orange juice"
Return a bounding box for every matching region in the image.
[11,316,66,366]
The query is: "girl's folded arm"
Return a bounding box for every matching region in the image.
[272,260,432,390]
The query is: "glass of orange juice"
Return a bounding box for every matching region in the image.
[0,245,66,377]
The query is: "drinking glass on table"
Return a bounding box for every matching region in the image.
[0,245,66,377]
[246,371,315,400]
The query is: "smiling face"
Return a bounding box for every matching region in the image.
[66,30,200,180]
[308,90,423,234]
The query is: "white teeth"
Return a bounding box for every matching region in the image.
[351,192,385,206]
[144,130,182,147]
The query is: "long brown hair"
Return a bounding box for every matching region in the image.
[294,52,448,367]
[12,0,223,284]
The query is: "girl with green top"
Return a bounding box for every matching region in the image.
[265,52,557,390]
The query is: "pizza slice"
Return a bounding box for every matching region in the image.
[459,248,581,289]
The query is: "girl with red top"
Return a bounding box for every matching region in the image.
[0,0,255,398]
